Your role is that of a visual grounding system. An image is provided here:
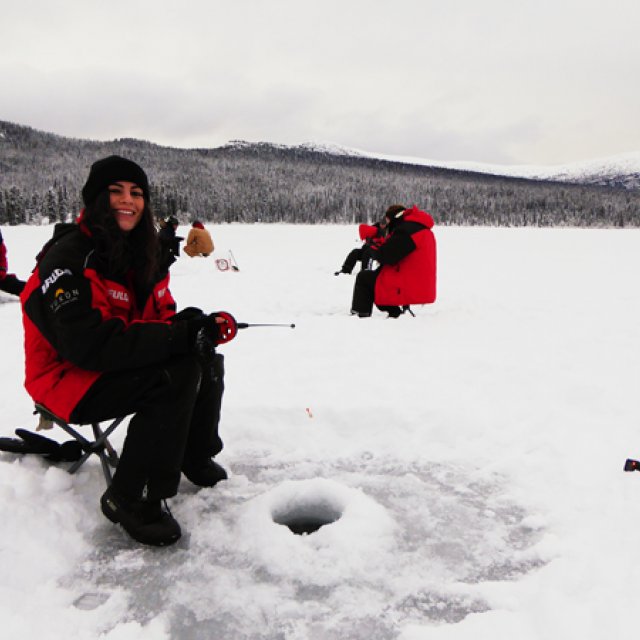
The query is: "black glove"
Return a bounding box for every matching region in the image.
[185,311,238,358]
[0,429,82,462]
[169,307,207,345]
[170,306,205,323]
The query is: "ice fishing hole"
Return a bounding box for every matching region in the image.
[272,498,343,535]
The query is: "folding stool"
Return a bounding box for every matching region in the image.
[34,403,126,485]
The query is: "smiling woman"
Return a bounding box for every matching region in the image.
[19,155,239,547]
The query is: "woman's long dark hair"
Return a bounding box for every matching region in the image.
[83,190,161,292]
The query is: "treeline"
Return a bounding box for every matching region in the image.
[1,120,638,227]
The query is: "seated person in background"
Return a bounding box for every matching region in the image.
[0,228,26,296]
[335,217,388,275]
[183,220,214,257]
[350,204,437,318]
[158,215,183,266]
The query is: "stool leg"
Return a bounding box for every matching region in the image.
[91,423,119,484]
[98,450,114,484]
[68,449,95,474]
[91,421,121,466]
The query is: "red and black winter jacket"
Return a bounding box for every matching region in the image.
[371,205,437,306]
[20,221,192,421]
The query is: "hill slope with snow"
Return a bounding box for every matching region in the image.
[306,143,640,189]
[2,120,639,230]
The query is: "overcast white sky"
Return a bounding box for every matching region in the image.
[1,0,638,166]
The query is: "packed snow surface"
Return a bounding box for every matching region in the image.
[1,222,639,639]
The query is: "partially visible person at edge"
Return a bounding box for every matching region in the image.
[183,220,214,257]
[350,204,437,318]
[0,228,26,296]
[158,215,183,266]
[20,155,237,546]
[335,217,388,276]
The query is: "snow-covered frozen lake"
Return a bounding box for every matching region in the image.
[1,222,639,639]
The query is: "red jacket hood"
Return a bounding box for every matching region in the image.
[358,224,379,240]
[403,205,434,229]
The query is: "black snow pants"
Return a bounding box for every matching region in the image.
[351,269,401,317]
[70,352,225,501]
[341,244,376,274]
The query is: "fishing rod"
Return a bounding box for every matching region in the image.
[237,322,296,329]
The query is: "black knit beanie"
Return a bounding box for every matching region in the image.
[385,204,406,220]
[384,204,406,229]
[81,156,150,205]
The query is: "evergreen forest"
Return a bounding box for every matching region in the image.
[1,120,638,227]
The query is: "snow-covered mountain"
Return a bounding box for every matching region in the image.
[3,119,638,191]
[298,142,640,189]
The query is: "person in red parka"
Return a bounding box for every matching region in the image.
[0,228,26,296]
[350,204,437,318]
[20,156,237,546]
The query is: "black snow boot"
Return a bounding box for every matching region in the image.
[100,486,181,546]
[182,458,228,487]
[378,305,403,318]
